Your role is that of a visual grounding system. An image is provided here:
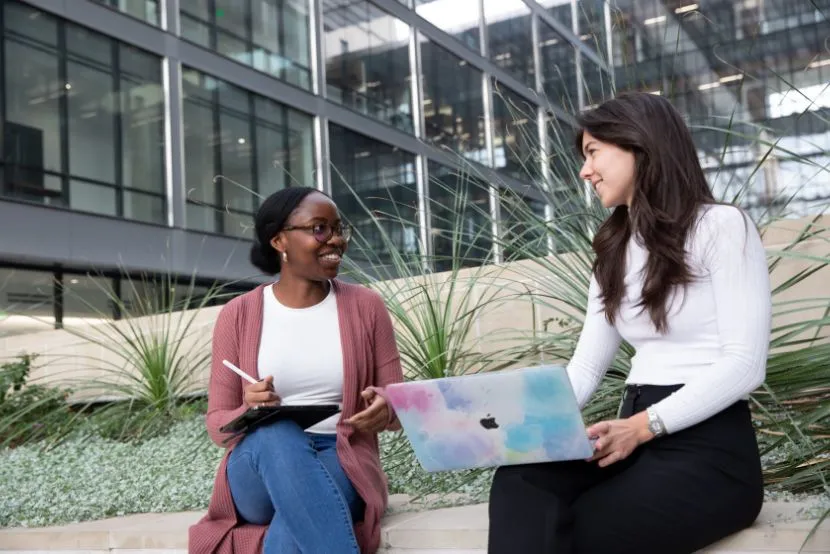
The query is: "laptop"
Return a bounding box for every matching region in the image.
[383,365,594,472]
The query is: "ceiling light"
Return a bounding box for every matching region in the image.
[698,81,720,90]
[70,279,79,284]
[644,15,666,25]
[675,4,698,14]
[719,74,743,83]
[808,59,830,69]
[237,138,246,144]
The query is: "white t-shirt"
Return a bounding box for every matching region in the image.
[257,284,343,434]
[566,205,772,434]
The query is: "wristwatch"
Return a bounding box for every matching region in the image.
[646,407,667,438]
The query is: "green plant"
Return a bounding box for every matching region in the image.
[0,354,73,447]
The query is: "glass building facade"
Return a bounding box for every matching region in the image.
[1,0,828,334]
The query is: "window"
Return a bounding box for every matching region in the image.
[180,0,312,90]
[0,268,56,337]
[491,84,540,182]
[483,0,534,88]
[182,68,315,237]
[328,124,419,269]
[414,0,480,54]
[500,189,549,261]
[420,40,487,164]
[539,20,578,109]
[428,162,493,271]
[323,0,413,133]
[92,0,161,26]
[1,3,166,223]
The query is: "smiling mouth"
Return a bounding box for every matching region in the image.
[319,251,343,264]
[592,180,603,192]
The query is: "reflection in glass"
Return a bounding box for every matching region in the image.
[182,68,315,237]
[420,40,487,164]
[323,0,413,133]
[0,268,57,337]
[492,85,540,182]
[180,0,312,89]
[483,0,534,88]
[539,20,578,109]
[414,0,480,53]
[92,0,161,26]
[609,0,830,216]
[501,189,548,261]
[329,123,419,269]
[428,162,493,271]
[1,3,166,222]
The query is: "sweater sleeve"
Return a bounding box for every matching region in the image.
[366,291,404,431]
[205,301,250,448]
[649,206,771,433]
[566,275,623,408]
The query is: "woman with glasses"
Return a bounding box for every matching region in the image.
[190,186,404,554]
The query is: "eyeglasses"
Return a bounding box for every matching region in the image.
[282,221,352,243]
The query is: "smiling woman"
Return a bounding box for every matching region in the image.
[190,186,404,554]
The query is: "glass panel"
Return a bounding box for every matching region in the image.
[120,47,165,193]
[67,24,112,66]
[218,111,254,212]
[491,84,539,182]
[182,67,315,235]
[329,123,419,269]
[483,0,534,88]
[3,2,58,46]
[183,100,217,206]
[215,0,249,37]
[539,21,578,110]
[223,210,255,238]
[70,180,117,216]
[92,0,161,26]
[414,0,480,53]
[4,40,63,176]
[501,189,548,260]
[179,0,312,89]
[124,190,166,224]
[67,60,117,184]
[428,162,493,271]
[0,268,57,337]
[420,39,487,165]
[63,274,117,324]
[323,0,414,133]
[181,14,211,47]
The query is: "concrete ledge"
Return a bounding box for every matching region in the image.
[0,501,827,553]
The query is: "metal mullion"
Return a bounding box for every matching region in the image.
[479,0,502,264]
[113,40,124,218]
[248,93,259,210]
[410,26,430,266]
[212,86,224,234]
[309,0,326,97]
[53,268,64,329]
[57,19,70,208]
[572,0,585,111]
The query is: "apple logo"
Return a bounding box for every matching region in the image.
[479,414,499,430]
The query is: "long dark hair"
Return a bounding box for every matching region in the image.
[575,92,716,333]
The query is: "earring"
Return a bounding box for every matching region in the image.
[282,251,288,263]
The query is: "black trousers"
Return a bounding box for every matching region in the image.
[488,385,764,554]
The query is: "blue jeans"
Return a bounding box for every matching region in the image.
[227,420,364,553]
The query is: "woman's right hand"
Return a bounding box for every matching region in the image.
[243,375,281,408]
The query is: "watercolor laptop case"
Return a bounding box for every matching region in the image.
[384,365,594,472]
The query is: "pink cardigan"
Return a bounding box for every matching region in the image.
[189,280,404,554]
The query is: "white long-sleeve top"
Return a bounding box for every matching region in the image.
[566,204,772,433]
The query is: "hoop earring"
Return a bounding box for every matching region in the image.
[282,251,288,263]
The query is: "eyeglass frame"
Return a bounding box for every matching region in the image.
[281,221,352,243]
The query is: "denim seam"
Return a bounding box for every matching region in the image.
[311,443,361,554]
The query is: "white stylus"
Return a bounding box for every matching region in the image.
[222,359,258,385]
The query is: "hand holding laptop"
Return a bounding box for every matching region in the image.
[345,389,389,433]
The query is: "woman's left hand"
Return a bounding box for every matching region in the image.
[586,411,654,468]
[345,389,389,434]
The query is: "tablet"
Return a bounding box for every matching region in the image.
[219,404,341,437]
